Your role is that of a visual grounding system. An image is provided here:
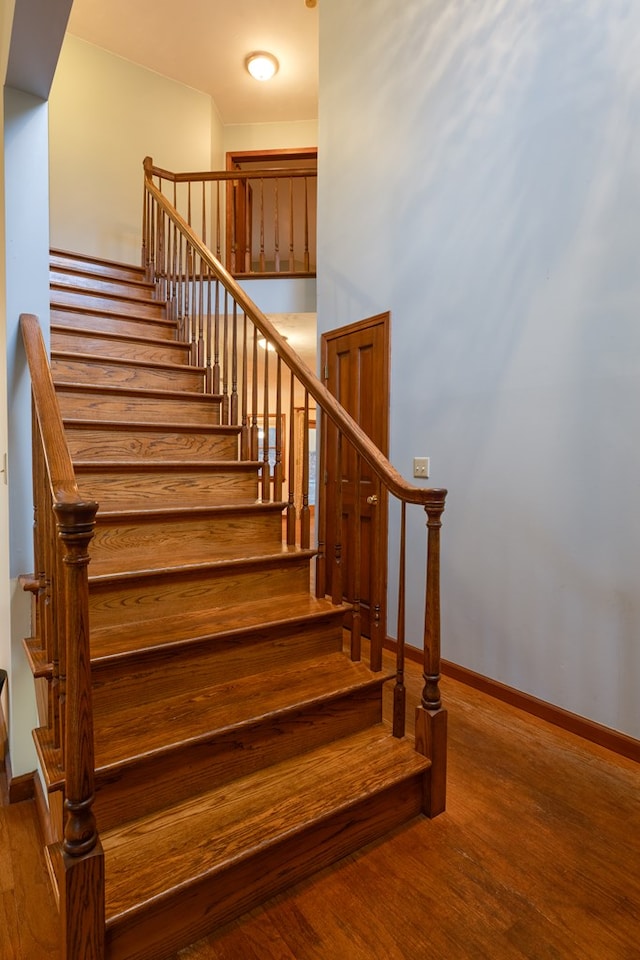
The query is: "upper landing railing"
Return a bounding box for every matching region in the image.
[143,156,317,279]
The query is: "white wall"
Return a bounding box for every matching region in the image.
[49,36,214,264]
[224,119,317,156]
[318,0,640,739]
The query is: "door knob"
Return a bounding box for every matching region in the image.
[366,495,378,505]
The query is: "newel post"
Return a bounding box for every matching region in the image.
[142,156,153,277]
[414,492,448,817]
[54,500,105,960]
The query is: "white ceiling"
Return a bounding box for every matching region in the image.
[67,0,319,125]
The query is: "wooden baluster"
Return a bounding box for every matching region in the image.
[301,391,311,550]
[240,313,249,459]
[250,328,259,460]
[30,416,46,680]
[201,180,207,248]
[274,179,280,273]
[331,429,343,606]
[304,177,310,272]
[369,475,386,671]
[187,181,192,227]
[142,161,149,273]
[186,243,196,364]
[176,232,184,342]
[414,494,447,817]
[197,253,205,367]
[205,269,213,392]
[212,280,220,395]
[38,439,59,746]
[173,180,177,225]
[55,528,67,764]
[231,301,239,425]
[169,220,174,318]
[55,499,105,960]
[393,501,407,738]
[221,291,229,424]
[148,196,156,284]
[216,180,221,262]
[315,409,327,597]
[286,370,297,545]
[351,451,362,661]
[259,179,265,273]
[289,177,295,271]
[262,347,271,500]
[244,180,251,273]
[273,356,283,501]
[231,179,238,274]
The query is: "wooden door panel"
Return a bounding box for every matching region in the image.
[322,314,390,644]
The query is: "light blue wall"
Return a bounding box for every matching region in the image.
[318,0,640,738]
[3,86,51,774]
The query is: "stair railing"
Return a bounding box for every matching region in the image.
[143,159,449,816]
[20,313,105,960]
[142,155,316,278]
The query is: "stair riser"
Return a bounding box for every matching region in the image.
[51,252,147,284]
[93,686,383,834]
[103,775,426,960]
[91,510,283,568]
[56,388,221,426]
[52,330,190,365]
[52,357,205,393]
[51,286,167,321]
[88,560,312,629]
[65,426,239,462]
[77,467,257,509]
[50,268,155,300]
[51,308,176,341]
[92,617,344,695]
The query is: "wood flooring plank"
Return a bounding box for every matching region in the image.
[5,657,640,960]
[0,802,58,960]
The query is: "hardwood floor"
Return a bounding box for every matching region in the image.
[2,651,639,960]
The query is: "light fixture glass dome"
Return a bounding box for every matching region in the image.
[246,52,279,82]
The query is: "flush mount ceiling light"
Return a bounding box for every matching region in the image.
[246,52,279,82]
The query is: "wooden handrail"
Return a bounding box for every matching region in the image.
[144,175,446,511]
[20,314,81,504]
[145,156,315,184]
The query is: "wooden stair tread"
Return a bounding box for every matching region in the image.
[93,653,389,769]
[51,322,190,351]
[51,350,206,376]
[63,417,240,435]
[51,248,147,280]
[22,637,51,677]
[89,595,348,662]
[50,280,161,308]
[102,725,428,922]
[88,544,315,582]
[50,268,155,297]
[76,459,259,470]
[50,303,175,328]
[94,501,285,521]
[54,380,218,403]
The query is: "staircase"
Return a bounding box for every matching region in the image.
[27,249,437,959]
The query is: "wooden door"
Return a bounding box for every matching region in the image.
[321,313,390,650]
